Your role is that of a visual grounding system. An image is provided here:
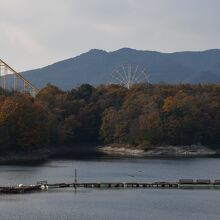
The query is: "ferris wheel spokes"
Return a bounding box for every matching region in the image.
[110,64,150,89]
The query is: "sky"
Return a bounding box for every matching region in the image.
[0,0,220,71]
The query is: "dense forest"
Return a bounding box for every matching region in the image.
[0,83,220,154]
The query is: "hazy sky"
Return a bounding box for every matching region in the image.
[0,0,220,71]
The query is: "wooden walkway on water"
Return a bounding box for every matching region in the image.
[1,179,220,194]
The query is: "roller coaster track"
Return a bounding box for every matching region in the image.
[0,59,39,97]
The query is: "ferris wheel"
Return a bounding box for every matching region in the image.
[110,64,150,89]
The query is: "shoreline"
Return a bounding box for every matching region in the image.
[99,144,217,158]
[0,144,218,165]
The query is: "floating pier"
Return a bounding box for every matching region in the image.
[1,179,220,194]
[0,185,41,194]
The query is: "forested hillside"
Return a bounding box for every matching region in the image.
[0,83,220,154]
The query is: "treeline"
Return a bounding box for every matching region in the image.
[0,83,220,153]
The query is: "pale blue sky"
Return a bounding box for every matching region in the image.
[0,0,219,71]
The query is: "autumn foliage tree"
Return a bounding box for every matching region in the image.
[0,93,49,152]
[0,83,220,153]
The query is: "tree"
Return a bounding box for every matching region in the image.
[0,94,49,151]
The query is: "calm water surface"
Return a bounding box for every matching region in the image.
[0,158,220,220]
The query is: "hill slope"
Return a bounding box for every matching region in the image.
[22,48,220,90]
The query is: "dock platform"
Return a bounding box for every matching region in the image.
[1,179,220,194]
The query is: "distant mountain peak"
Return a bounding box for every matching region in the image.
[115,47,137,52]
[87,49,108,55]
[22,48,220,90]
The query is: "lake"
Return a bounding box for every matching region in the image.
[0,158,220,220]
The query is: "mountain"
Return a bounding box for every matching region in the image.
[22,48,220,90]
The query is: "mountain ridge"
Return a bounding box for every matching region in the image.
[22,48,220,90]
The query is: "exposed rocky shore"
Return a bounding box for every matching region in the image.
[99,144,217,158]
[0,144,218,165]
